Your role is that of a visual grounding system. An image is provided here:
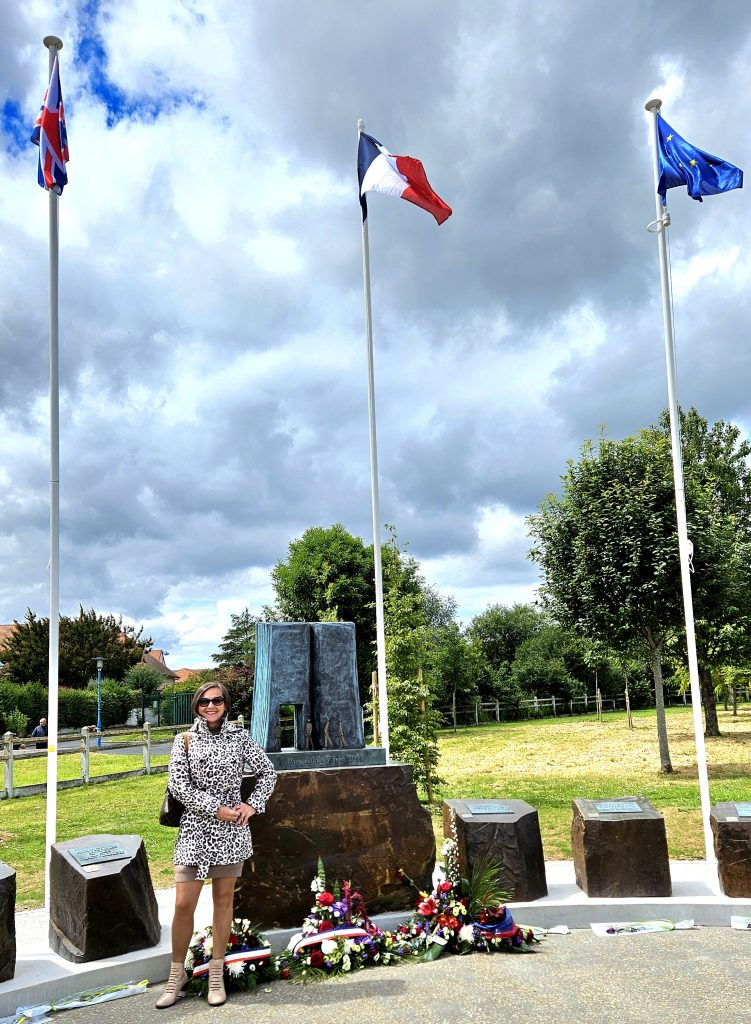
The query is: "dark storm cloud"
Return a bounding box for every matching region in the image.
[3,0,751,661]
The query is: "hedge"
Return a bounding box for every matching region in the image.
[0,680,137,733]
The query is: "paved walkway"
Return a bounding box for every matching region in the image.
[6,861,751,1023]
[53,928,751,1024]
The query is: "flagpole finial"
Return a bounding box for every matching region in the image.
[43,36,63,51]
[357,119,365,133]
[645,98,662,113]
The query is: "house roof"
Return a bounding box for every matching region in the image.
[142,651,178,681]
[174,667,203,685]
[0,624,16,649]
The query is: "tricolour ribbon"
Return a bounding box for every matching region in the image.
[192,948,271,976]
[292,926,369,955]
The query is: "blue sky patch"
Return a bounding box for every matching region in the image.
[1,100,29,154]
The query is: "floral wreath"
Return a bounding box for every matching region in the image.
[185,918,278,994]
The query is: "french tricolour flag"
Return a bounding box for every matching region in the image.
[358,131,451,225]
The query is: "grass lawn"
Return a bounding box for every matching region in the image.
[429,704,751,857]
[2,705,749,909]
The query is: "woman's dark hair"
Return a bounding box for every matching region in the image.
[191,680,231,720]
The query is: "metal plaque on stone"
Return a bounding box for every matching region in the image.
[69,843,130,867]
[465,802,513,815]
[594,800,642,813]
[735,803,751,818]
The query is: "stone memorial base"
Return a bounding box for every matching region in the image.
[572,796,671,897]
[711,802,751,896]
[0,862,16,983]
[49,834,160,963]
[443,799,547,902]
[267,747,387,771]
[236,764,434,927]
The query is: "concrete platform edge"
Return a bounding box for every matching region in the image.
[3,860,751,1017]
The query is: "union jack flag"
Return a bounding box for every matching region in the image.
[31,55,69,194]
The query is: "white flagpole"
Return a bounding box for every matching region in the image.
[43,34,63,914]
[357,118,390,759]
[645,97,714,867]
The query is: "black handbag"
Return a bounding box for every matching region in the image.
[159,733,190,827]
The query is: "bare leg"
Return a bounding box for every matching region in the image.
[171,880,203,963]
[210,876,237,958]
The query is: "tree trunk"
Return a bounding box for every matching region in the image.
[647,631,672,773]
[698,665,721,737]
[732,685,738,717]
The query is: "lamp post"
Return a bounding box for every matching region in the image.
[93,655,104,749]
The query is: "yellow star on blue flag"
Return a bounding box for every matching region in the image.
[657,114,742,202]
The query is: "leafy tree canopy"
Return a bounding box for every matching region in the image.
[0,607,151,689]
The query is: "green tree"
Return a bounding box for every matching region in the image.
[382,563,443,797]
[510,623,583,701]
[212,608,258,686]
[663,409,751,736]
[0,607,151,689]
[466,603,543,702]
[123,664,163,695]
[430,623,481,709]
[528,428,681,771]
[270,523,428,700]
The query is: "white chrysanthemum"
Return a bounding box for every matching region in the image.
[320,939,337,955]
[459,924,475,944]
[287,932,303,950]
[343,939,354,952]
[204,937,213,954]
[342,955,351,972]
[227,961,244,977]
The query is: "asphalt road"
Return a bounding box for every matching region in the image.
[55,928,751,1024]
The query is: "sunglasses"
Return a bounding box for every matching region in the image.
[197,696,225,707]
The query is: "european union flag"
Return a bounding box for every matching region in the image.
[657,115,742,203]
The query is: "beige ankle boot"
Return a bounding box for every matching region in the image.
[207,958,226,1006]
[155,961,188,1009]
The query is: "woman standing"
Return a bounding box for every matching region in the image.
[156,681,276,1008]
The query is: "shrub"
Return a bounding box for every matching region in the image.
[4,707,28,736]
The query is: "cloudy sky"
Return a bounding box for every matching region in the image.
[1,0,750,668]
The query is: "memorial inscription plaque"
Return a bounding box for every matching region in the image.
[594,801,642,813]
[711,802,751,897]
[465,802,513,815]
[572,796,671,897]
[69,843,129,867]
[49,834,160,962]
[443,798,547,902]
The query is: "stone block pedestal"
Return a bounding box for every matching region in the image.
[0,862,15,983]
[236,764,435,928]
[711,802,751,896]
[572,796,671,897]
[443,799,547,902]
[49,834,160,963]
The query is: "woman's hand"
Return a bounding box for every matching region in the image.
[216,805,242,823]
[235,803,256,826]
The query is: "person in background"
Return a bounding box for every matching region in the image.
[30,717,48,750]
[155,682,276,1009]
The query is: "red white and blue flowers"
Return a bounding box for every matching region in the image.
[185,918,278,994]
[280,858,410,981]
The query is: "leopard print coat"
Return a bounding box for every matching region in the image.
[169,716,277,879]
